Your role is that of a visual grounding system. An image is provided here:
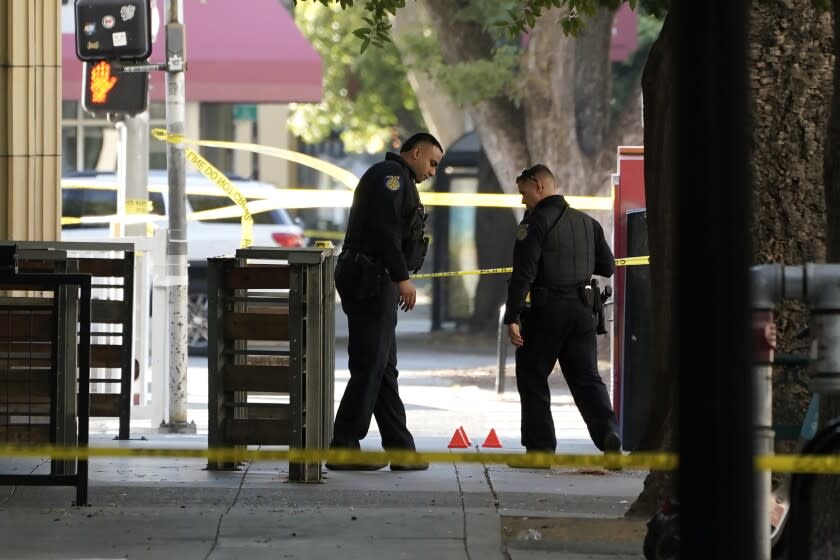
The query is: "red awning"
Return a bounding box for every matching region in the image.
[610,4,638,63]
[63,0,322,103]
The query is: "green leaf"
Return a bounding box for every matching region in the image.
[290,1,425,152]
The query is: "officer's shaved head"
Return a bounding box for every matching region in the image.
[516,164,557,210]
[401,132,443,153]
[400,132,444,183]
[517,164,556,191]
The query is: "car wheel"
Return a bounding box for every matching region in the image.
[188,290,209,356]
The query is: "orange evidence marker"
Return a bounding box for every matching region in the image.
[481,428,503,448]
[458,426,472,446]
[448,427,470,449]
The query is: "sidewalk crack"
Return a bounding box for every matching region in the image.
[483,463,512,560]
[203,456,252,560]
[483,463,500,510]
[453,462,472,560]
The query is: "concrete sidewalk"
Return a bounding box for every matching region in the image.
[0,325,645,558]
[0,434,647,559]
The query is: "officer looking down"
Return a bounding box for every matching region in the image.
[326,132,443,471]
[503,164,621,460]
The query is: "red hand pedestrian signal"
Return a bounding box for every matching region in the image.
[89,61,118,104]
[82,60,148,116]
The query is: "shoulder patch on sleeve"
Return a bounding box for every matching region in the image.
[385,175,401,191]
[516,223,529,241]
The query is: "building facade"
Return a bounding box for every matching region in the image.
[60,0,322,187]
[1,1,62,241]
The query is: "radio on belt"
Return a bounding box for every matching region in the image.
[74,0,152,61]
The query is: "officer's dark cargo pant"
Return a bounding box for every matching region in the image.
[331,280,416,451]
[516,295,617,452]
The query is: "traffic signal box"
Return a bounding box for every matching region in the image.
[75,0,152,61]
[75,0,152,116]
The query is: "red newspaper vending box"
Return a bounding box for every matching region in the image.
[611,146,645,423]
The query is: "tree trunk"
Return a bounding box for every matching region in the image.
[419,1,643,333]
[423,0,528,192]
[626,11,677,517]
[422,1,636,197]
[749,2,832,462]
[749,5,838,550]
[523,7,617,195]
[809,3,840,556]
[627,2,835,521]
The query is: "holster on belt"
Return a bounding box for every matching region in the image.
[578,281,595,309]
[336,250,386,301]
[595,286,612,334]
[594,280,612,335]
[403,204,429,273]
[579,279,609,335]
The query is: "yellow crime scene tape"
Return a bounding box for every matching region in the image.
[63,133,641,278]
[125,198,153,236]
[63,131,613,234]
[419,192,612,211]
[410,256,650,280]
[149,129,612,210]
[183,147,254,248]
[151,129,360,190]
[0,444,838,474]
[0,444,666,470]
[304,229,347,241]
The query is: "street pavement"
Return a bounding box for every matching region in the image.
[0,302,648,559]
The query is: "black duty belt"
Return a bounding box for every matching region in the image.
[532,285,582,295]
[339,248,378,263]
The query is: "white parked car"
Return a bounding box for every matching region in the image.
[61,169,307,354]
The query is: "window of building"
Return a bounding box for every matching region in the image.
[61,101,168,173]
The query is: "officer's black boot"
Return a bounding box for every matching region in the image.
[324,443,388,471]
[602,425,622,471]
[603,431,621,454]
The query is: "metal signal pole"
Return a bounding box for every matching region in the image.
[160,0,194,433]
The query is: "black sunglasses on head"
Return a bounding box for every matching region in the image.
[517,167,538,184]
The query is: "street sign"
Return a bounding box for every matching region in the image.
[82,60,148,116]
[75,0,153,61]
[233,104,257,122]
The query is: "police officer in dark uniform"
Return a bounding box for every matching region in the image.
[327,132,444,471]
[503,164,620,457]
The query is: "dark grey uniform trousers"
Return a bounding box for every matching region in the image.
[516,296,617,451]
[331,281,416,450]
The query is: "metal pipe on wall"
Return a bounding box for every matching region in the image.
[753,309,775,560]
[804,264,840,397]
